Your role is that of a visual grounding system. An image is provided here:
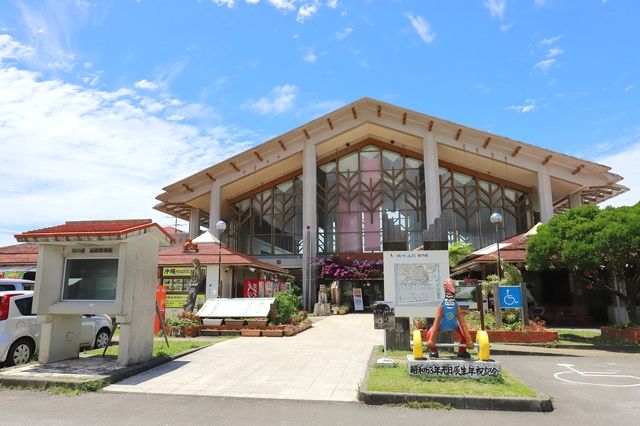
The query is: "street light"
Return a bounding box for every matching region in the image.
[490,212,503,280]
[215,220,226,298]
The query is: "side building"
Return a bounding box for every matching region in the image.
[154,98,627,310]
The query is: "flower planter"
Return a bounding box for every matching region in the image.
[220,329,241,336]
[202,318,223,326]
[601,326,640,344]
[241,329,262,337]
[246,319,268,329]
[469,330,558,343]
[182,326,201,337]
[263,329,284,337]
[224,319,246,327]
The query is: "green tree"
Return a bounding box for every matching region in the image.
[526,204,640,322]
[448,241,475,267]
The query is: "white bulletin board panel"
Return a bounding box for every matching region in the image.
[383,250,449,317]
[196,298,275,318]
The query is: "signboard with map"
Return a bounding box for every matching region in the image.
[383,250,449,317]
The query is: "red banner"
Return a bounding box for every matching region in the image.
[154,285,167,335]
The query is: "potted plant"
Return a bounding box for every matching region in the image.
[263,328,284,337]
[338,305,349,315]
[178,311,202,337]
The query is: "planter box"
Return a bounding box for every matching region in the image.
[182,326,201,337]
[469,330,558,343]
[224,319,246,326]
[220,329,241,336]
[246,319,268,329]
[263,329,284,337]
[202,318,223,326]
[241,329,262,337]
[601,326,640,344]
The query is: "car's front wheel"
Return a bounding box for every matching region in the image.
[94,328,111,349]
[6,338,34,366]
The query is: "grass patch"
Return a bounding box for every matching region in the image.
[397,400,453,410]
[0,379,108,396]
[552,329,620,346]
[83,336,233,358]
[367,347,537,398]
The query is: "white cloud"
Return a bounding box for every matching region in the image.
[336,27,353,40]
[507,100,536,113]
[484,0,506,19]
[540,35,561,45]
[624,84,635,92]
[268,0,296,11]
[246,0,261,4]
[534,58,555,71]
[499,23,512,32]
[213,0,236,7]
[135,79,161,91]
[243,84,298,115]
[0,34,35,61]
[0,60,256,246]
[326,0,339,8]
[406,13,436,44]
[297,4,318,22]
[599,141,640,208]
[303,49,317,63]
[546,47,564,58]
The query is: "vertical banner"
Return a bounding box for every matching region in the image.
[353,287,364,311]
[243,279,259,298]
[154,285,167,335]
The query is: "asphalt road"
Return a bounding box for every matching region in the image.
[2,350,639,425]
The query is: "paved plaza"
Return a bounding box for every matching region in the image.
[104,314,384,401]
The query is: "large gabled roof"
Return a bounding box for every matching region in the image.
[155,97,628,224]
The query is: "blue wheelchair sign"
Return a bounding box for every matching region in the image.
[498,286,523,308]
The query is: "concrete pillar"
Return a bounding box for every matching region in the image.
[302,143,317,310]
[423,132,442,226]
[189,208,200,239]
[209,181,221,229]
[537,166,554,223]
[569,191,582,209]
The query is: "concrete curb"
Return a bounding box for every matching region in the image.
[0,343,212,390]
[358,348,553,412]
[358,389,553,412]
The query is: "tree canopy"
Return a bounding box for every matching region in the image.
[526,203,640,322]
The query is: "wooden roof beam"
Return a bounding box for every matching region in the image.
[326,118,334,130]
[542,155,553,165]
[428,120,434,132]
[303,129,310,140]
[205,173,216,182]
[229,162,240,172]
[182,184,193,192]
[278,139,287,151]
[511,146,522,157]
[455,129,462,141]
[351,107,357,119]
[402,112,407,125]
[483,137,491,148]
[571,164,584,175]
[377,105,381,118]
[253,151,263,161]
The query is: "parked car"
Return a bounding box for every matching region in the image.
[0,278,35,291]
[0,291,113,367]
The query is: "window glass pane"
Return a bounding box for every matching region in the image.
[382,150,402,169]
[320,161,336,173]
[405,157,422,169]
[14,297,33,316]
[63,258,118,300]
[360,149,380,171]
[338,152,359,172]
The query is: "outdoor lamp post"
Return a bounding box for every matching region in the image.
[490,212,503,280]
[216,220,227,297]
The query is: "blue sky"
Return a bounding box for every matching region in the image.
[1,0,639,246]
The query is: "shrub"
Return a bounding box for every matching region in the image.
[274,290,301,325]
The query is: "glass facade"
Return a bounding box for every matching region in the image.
[229,143,532,255]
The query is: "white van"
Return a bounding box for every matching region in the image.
[0,279,35,292]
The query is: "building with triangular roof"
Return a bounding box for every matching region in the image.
[154,98,627,309]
